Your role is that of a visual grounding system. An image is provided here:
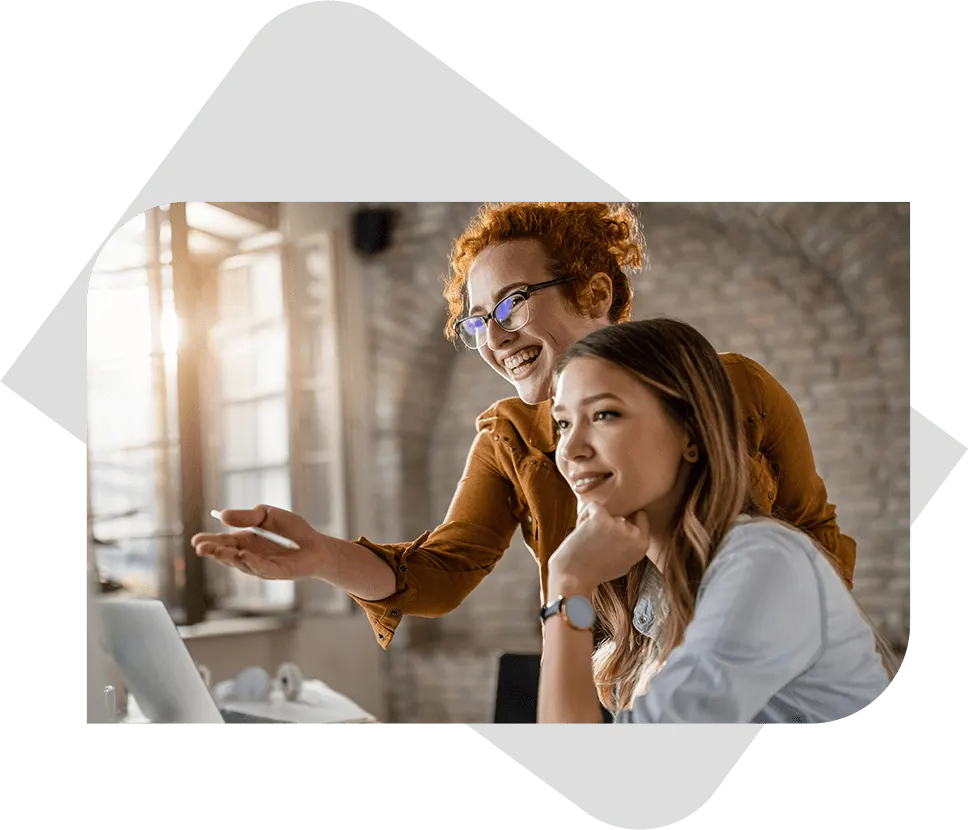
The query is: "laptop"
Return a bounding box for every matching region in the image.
[95,596,287,724]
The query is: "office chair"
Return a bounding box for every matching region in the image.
[493,653,611,723]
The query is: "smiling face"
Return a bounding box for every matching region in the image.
[465,240,609,404]
[552,356,694,527]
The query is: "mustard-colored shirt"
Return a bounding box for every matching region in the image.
[351,353,856,649]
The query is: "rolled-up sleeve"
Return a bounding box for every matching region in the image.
[616,526,823,723]
[746,357,857,587]
[348,426,520,649]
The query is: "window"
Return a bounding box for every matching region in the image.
[204,247,296,611]
[87,203,353,621]
[87,208,183,612]
[286,232,352,614]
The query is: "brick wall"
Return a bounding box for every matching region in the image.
[355,202,910,723]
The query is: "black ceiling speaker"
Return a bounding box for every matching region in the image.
[352,207,394,256]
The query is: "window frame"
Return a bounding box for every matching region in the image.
[88,202,361,623]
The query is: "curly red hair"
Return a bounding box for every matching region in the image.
[444,202,645,340]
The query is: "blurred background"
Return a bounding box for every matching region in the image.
[87,202,909,723]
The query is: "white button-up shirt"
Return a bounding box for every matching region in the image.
[616,517,891,724]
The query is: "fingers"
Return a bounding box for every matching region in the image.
[191,532,241,548]
[195,541,290,580]
[194,541,246,569]
[578,504,650,548]
[581,502,607,523]
[214,504,268,528]
[192,530,279,556]
[219,504,296,534]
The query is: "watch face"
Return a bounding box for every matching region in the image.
[565,596,596,629]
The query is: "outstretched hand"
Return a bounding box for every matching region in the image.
[191,505,325,581]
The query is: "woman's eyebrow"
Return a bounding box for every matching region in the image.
[468,282,531,314]
[551,392,623,413]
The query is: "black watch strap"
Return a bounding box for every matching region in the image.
[540,596,564,623]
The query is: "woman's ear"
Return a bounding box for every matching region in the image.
[683,440,699,464]
[587,272,614,319]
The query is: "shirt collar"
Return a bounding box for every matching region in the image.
[527,399,559,453]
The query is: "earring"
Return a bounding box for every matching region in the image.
[685,445,699,462]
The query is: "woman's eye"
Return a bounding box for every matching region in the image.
[554,419,571,432]
[593,410,620,422]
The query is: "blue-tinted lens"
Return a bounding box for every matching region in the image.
[495,293,527,328]
[459,317,487,346]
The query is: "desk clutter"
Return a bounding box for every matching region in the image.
[116,661,377,724]
[209,662,377,723]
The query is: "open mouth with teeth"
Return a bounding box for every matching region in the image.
[503,346,542,378]
[572,473,613,495]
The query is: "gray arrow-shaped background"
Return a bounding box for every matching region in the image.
[3,3,958,828]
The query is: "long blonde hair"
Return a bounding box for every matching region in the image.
[555,318,899,713]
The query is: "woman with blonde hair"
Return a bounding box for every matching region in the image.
[539,318,895,723]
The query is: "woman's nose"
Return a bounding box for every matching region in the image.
[559,423,593,462]
[486,317,513,350]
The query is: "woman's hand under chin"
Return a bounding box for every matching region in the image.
[547,502,652,597]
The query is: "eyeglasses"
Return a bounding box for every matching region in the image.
[454,276,575,350]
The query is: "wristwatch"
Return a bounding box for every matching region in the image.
[540,594,596,630]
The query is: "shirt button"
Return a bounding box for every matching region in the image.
[768,491,774,500]
[390,609,400,617]
[761,410,767,418]
[399,564,407,573]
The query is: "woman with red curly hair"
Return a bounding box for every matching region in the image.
[193,203,857,653]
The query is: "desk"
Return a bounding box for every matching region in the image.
[120,679,378,724]
[219,680,378,723]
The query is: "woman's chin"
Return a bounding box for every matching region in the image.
[603,498,648,520]
[511,375,552,405]
[580,494,624,517]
